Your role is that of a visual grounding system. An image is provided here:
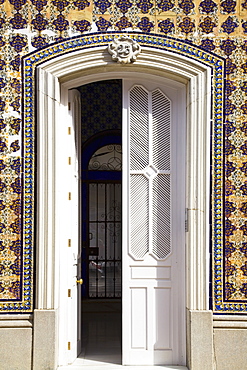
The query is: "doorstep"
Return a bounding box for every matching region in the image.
[59,358,188,370]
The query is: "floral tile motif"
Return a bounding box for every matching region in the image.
[22,32,225,313]
[79,80,122,143]
[0,0,245,313]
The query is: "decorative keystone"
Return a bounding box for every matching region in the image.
[108,36,141,64]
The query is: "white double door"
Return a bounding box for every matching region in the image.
[66,75,186,367]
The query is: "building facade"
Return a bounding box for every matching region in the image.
[0,0,246,369]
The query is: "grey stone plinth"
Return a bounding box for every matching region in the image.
[33,309,57,370]
[214,328,247,370]
[186,309,213,370]
[0,327,32,370]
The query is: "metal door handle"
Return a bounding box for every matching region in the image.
[76,278,83,285]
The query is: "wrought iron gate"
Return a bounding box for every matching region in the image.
[87,182,121,298]
[82,142,122,298]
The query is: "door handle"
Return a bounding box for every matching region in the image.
[76,278,83,285]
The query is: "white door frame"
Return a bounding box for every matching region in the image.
[35,45,211,368]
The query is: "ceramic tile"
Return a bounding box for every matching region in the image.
[0,0,245,313]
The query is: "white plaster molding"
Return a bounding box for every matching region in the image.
[186,69,211,310]
[41,46,206,85]
[213,321,247,328]
[37,48,211,306]
[0,314,32,320]
[36,44,212,365]
[36,68,60,310]
[0,320,32,328]
[213,315,247,321]
[0,314,32,328]
[44,46,211,311]
[213,315,247,328]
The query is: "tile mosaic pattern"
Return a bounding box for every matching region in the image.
[23,32,225,312]
[0,0,245,312]
[79,80,122,143]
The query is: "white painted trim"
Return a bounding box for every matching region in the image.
[36,69,60,310]
[36,45,211,367]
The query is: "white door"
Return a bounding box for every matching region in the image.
[67,89,82,362]
[64,76,186,367]
[122,78,186,365]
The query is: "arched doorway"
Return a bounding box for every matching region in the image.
[33,38,212,369]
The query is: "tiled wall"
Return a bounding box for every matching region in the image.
[80,80,122,143]
[0,0,246,313]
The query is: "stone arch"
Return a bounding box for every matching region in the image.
[22,33,224,369]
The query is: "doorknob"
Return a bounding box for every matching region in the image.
[76,278,83,285]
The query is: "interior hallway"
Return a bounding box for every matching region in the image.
[59,300,188,370]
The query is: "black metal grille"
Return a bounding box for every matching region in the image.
[87,182,121,298]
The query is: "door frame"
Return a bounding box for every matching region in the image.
[35,46,212,368]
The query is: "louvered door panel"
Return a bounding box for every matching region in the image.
[130,175,149,259]
[129,85,171,260]
[152,89,171,171]
[129,86,149,171]
[152,174,171,259]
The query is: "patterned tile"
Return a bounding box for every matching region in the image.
[79,80,122,143]
[0,0,245,313]
[22,32,226,313]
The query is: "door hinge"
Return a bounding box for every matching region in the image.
[68,289,71,297]
[68,238,71,247]
[68,102,71,111]
[68,157,71,165]
[68,192,71,200]
[68,342,71,350]
[68,127,71,135]
[185,208,189,232]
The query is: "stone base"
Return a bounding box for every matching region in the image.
[33,309,58,370]
[1,310,247,370]
[186,310,214,370]
[0,315,32,370]
[213,316,247,370]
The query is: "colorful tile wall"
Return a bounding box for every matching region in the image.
[79,80,122,143]
[0,0,246,313]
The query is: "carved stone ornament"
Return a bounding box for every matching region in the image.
[108,36,141,64]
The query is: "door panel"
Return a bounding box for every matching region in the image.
[131,288,147,348]
[67,89,82,362]
[122,78,186,365]
[154,287,171,349]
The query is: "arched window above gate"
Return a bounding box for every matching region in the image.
[88,144,122,171]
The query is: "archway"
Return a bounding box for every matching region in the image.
[24,34,217,369]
